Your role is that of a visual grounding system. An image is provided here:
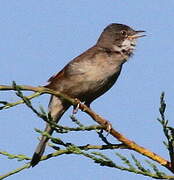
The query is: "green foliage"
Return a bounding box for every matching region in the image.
[0,83,174,179]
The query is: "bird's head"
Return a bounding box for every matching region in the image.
[97,23,145,56]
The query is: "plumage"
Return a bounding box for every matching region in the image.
[30,23,144,167]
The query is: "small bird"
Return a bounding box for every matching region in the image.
[31,23,145,167]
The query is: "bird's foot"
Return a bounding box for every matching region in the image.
[73,98,82,114]
[105,120,112,136]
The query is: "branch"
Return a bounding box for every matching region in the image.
[0,163,30,180]
[158,92,174,168]
[0,140,126,180]
[0,84,172,173]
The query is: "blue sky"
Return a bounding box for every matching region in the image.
[1,1,174,180]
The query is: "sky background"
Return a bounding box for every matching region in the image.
[1,1,174,180]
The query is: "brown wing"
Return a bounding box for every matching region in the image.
[44,45,99,90]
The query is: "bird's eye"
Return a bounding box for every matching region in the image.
[120,30,127,36]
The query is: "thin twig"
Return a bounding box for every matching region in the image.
[0,84,172,173]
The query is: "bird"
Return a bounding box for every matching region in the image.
[31,23,145,167]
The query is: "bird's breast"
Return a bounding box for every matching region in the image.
[63,54,124,99]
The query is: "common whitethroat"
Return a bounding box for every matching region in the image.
[31,23,145,167]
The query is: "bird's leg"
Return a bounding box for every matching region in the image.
[73,102,80,114]
[105,120,112,136]
[73,98,84,114]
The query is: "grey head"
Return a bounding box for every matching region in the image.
[97,23,145,55]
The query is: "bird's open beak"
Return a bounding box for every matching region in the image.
[128,30,146,39]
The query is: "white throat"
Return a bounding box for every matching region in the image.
[112,38,136,54]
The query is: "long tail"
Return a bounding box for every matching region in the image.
[30,96,70,167]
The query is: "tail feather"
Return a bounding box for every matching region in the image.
[30,96,70,167]
[30,124,53,167]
